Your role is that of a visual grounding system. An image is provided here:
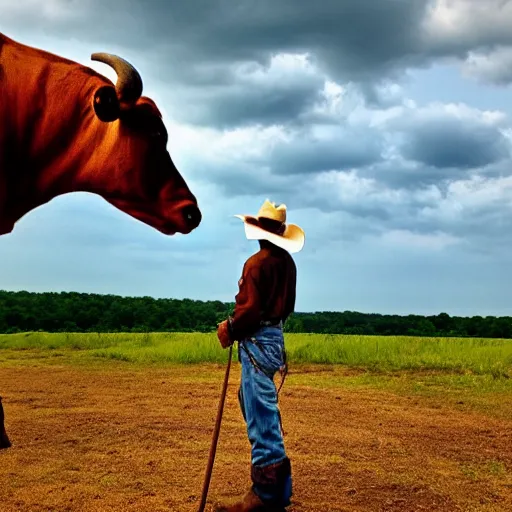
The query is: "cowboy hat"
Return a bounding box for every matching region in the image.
[234,199,305,254]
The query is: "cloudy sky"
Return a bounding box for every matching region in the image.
[1,0,512,316]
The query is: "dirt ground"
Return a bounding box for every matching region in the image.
[0,362,511,512]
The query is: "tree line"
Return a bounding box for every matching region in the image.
[0,290,511,338]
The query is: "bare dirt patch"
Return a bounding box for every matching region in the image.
[0,363,511,511]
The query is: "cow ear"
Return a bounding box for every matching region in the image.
[93,85,120,122]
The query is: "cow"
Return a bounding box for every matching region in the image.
[0,32,202,449]
[0,32,201,236]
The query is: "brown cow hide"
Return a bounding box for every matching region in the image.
[0,396,11,449]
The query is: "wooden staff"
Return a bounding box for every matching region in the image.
[197,344,233,512]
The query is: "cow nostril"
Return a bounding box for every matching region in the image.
[182,204,202,228]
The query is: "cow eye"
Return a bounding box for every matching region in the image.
[149,124,167,139]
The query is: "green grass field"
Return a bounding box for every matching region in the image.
[1,331,511,377]
[1,331,511,369]
[2,331,510,422]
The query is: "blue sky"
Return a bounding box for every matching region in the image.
[1,0,512,316]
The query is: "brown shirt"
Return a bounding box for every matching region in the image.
[228,242,297,341]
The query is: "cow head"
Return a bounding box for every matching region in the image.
[88,53,201,236]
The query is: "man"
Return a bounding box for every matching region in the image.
[215,199,305,512]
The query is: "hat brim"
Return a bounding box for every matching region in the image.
[234,215,305,254]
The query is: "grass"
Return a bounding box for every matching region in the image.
[2,331,510,416]
[1,331,511,375]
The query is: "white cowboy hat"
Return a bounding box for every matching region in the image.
[234,199,305,254]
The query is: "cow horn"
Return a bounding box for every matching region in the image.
[91,53,143,105]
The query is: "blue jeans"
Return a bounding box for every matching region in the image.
[238,325,292,507]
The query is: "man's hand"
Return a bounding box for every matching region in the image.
[217,319,233,349]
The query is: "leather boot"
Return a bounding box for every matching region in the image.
[251,457,292,509]
[0,396,12,449]
[214,488,266,512]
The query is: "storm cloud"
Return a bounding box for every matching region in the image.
[5,1,512,82]
[401,120,510,169]
[268,128,384,175]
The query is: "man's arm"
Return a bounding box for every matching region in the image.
[228,264,262,341]
[282,258,297,324]
[217,261,263,348]
[283,285,296,324]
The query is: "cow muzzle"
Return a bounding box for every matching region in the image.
[161,201,201,235]
[182,204,202,231]
[149,172,202,235]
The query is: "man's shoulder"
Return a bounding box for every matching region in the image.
[244,250,268,271]
[245,246,295,268]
